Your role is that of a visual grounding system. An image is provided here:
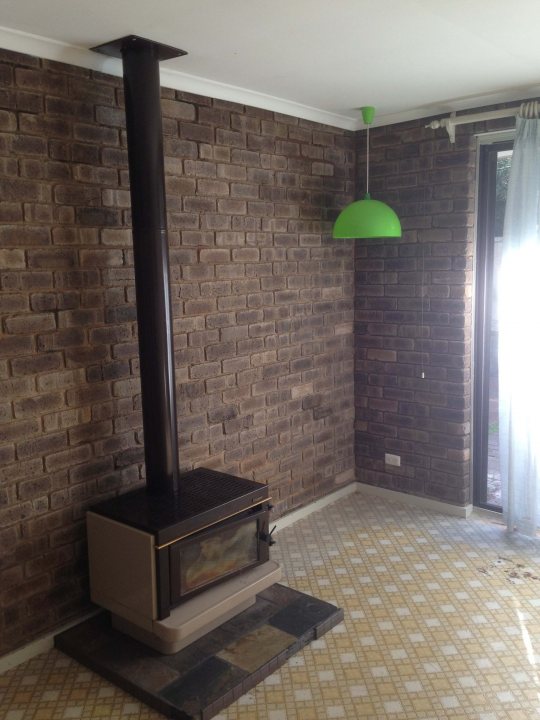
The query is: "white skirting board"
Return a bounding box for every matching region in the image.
[274,482,358,533]
[274,481,472,533]
[0,480,472,673]
[355,483,473,519]
[0,610,99,674]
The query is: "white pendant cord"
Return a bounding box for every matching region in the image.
[420,238,425,380]
[366,124,370,196]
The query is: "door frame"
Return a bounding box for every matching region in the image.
[472,137,513,510]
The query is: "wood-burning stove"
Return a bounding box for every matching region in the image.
[88,468,280,653]
[86,37,281,654]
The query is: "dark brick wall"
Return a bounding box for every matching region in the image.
[0,48,355,654]
[354,111,516,505]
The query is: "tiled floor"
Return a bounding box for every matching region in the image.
[3,490,540,719]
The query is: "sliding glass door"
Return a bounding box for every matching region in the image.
[473,140,513,511]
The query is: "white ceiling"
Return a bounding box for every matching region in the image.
[1,0,540,130]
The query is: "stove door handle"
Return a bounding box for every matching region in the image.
[259,524,277,546]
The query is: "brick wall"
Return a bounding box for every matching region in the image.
[0,48,356,654]
[354,111,516,505]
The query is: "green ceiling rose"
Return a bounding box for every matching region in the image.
[332,106,401,240]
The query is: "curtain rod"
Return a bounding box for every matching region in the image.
[426,101,539,143]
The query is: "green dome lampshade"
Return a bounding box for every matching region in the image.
[333,194,401,239]
[333,106,401,239]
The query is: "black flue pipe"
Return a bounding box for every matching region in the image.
[93,36,187,495]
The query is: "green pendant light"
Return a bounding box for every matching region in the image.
[333,106,401,239]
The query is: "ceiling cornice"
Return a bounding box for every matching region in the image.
[1,26,540,133]
[0,26,357,131]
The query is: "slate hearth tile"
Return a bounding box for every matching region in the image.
[203,698,227,720]
[160,656,247,715]
[216,624,295,673]
[315,607,345,638]
[54,613,113,656]
[161,626,236,675]
[112,656,181,694]
[92,637,182,693]
[268,595,339,638]
[258,583,303,606]
[219,597,280,635]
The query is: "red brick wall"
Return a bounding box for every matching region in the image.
[354,112,516,505]
[0,48,355,653]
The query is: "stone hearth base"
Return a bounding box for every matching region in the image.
[55,584,343,720]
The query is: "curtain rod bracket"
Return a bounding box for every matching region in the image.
[425,112,456,143]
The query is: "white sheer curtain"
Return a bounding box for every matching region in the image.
[499,116,540,536]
